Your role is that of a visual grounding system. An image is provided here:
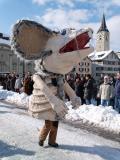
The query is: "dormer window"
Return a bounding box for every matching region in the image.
[99,35,102,40]
[61,29,66,35]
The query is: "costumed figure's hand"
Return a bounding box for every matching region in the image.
[70,96,81,109]
[53,99,68,120]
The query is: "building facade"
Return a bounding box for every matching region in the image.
[75,14,111,78]
[88,14,120,80]
[75,57,92,77]
[0,39,34,76]
[89,50,120,80]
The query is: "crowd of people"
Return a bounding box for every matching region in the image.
[66,72,120,113]
[0,72,34,96]
[0,71,120,113]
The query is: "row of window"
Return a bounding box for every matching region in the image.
[96,67,120,71]
[79,68,90,72]
[96,73,118,77]
[103,61,120,65]
[0,63,33,72]
[79,62,90,66]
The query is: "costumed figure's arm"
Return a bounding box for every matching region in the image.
[64,80,81,108]
[33,74,68,119]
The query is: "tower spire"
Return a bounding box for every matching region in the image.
[97,14,109,33]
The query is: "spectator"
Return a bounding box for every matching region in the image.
[6,74,11,91]
[23,74,34,95]
[84,74,94,105]
[99,74,104,85]
[10,73,16,91]
[15,75,22,93]
[114,72,120,113]
[75,77,85,104]
[91,78,97,105]
[97,75,114,106]
[28,75,34,95]
[109,76,115,107]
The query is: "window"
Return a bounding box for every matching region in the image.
[96,73,101,76]
[12,62,17,70]
[98,54,105,57]
[79,68,84,72]
[61,29,66,35]
[103,61,107,64]
[79,62,84,66]
[86,68,89,72]
[107,67,113,71]
[114,68,119,71]
[96,67,103,71]
[99,35,102,40]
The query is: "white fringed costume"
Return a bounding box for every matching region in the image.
[11,20,93,146]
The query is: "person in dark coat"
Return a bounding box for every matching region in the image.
[84,74,94,105]
[10,73,16,91]
[109,76,115,107]
[6,75,11,91]
[75,77,85,104]
[23,75,34,95]
[29,76,34,95]
[114,72,120,113]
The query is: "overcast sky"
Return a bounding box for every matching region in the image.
[0,0,120,51]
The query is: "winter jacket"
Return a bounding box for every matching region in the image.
[15,78,22,89]
[115,79,120,98]
[75,81,84,99]
[23,77,33,95]
[84,79,93,99]
[10,76,16,91]
[97,83,114,100]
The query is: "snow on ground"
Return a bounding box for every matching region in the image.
[0,88,29,107]
[0,88,120,134]
[66,102,120,134]
[0,101,120,160]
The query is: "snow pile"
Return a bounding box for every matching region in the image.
[0,86,3,90]
[0,89,29,107]
[66,102,120,134]
[0,89,120,133]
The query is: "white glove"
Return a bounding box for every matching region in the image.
[52,98,68,119]
[70,96,81,109]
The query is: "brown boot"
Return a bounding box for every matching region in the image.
[48,121,59,147]
[39,120,51,146]
[48,142,59,148]
[38,140,44,146]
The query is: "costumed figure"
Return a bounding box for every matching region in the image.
[11,20,94,147]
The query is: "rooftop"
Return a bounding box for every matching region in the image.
[88,50,113,60]
[97,14,109,33]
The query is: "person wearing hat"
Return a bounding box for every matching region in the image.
[97,75,114,106]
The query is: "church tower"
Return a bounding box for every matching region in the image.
[96,14,110,52]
